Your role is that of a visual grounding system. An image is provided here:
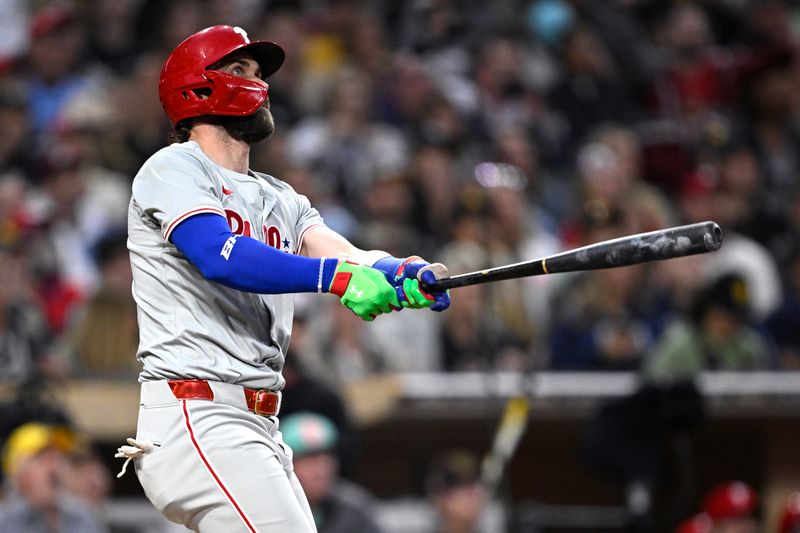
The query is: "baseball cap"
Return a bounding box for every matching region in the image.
[30,5,75,40]
[696,273,752,320]
[680,168,718,199]
[425,449,481,496]
[280,412,338,457]
[702,480,759,521]
[2,422,77,477]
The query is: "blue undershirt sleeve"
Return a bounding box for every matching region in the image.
[170,213,338,294]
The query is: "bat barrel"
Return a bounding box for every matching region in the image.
[544,220,722,274]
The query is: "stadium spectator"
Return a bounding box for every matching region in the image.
[766,239,800,369]
[110,52,172,176]
[549,23,638,154]
[61,446,114,531]
[481,172,559,369]
[743,63,800,227]
[0,0,797,530]
[83,0,143,76]
[0,82,34,182]
[0,240,54,381]
[281,308,361,478]
[550,214,673,371]
[0,422,104,533]
[424,449,495,533]
[644,273,773,381]
[67,230,139,378]
[701,480,760,533]
[437,197,493,370]
[24,5,98,138]
[280,411,382,533]
[287,66,409,211]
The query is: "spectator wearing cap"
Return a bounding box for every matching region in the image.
[675,150,784,326]
[701,480,760,533]
[644,273,773,382]
[0,422,104,533]
[281,412,382,533]
[424,449,495,533]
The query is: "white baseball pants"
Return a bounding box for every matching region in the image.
[132,380,317,533]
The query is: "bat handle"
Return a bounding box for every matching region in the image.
[418,263,450,293]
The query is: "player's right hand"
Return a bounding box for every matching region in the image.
[372,256,451,312]
[329,261,401,321]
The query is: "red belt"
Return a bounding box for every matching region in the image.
[167,379,281,417]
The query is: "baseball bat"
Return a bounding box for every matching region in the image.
[420,221,723,292]
[481,396,530,496]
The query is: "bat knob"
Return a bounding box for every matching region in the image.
[418,263,449,292]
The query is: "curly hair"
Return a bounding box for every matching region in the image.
[168,119,193,143]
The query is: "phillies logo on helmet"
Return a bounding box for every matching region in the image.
[233,26,250,43]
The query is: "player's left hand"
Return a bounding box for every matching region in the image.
[329,261,402,321]
[373,256,451,312]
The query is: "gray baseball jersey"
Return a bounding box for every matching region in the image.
[127,140,324,390]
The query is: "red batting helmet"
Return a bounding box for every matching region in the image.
[159,25,285,126]
[780,492,800,533]
[674,513,712,533]
[701,481,758,521]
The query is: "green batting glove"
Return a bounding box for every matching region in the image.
[400,277,435,309]
[329,261,401,321]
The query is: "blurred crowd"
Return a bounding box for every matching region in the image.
[0,0,799,388]
[0,0,800,530]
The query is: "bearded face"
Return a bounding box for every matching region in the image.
[217,105,275,145]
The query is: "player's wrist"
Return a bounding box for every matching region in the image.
[328,260,352,297]
[347,249,391,266]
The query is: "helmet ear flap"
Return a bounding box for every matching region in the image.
[169,78,215,118]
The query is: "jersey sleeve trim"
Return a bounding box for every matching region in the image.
[164,207,227,241]
[296,222,323,254]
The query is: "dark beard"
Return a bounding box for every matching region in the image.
[204,107,275,145]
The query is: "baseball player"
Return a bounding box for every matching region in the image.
[115,25,450,533]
